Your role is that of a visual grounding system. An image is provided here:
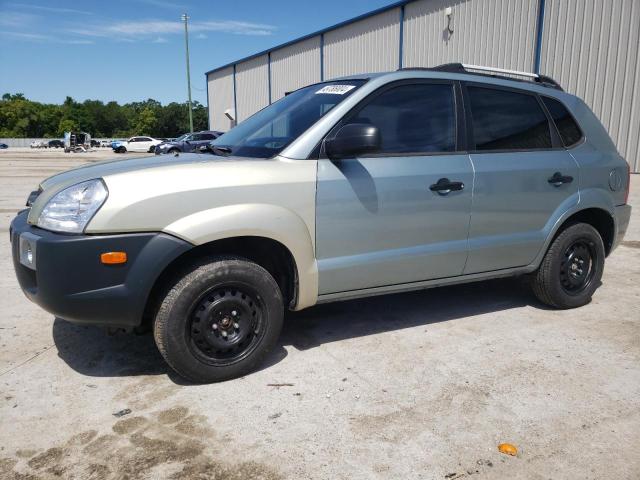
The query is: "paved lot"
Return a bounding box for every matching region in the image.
[1,149,639,480]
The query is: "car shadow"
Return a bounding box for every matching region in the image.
[280,277,541,350]
[53,276,541,383]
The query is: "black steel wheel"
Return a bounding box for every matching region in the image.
[188,286,266,365]
[154,256,284,383]
[531,222,605,309]
[559,239,597,295]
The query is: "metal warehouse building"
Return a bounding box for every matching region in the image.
[206,0,640,172]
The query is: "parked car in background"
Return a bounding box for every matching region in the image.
[100,140,111,148]
[155,131,222,154]
[9,64,631,383]
[48,140,64,148]
[30,140,48,148]
[0,143,8,149]
[90,139,100,148]
[112,136,163,153]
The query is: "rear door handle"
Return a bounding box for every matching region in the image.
[548,171,573,186]
[429,178,465,195]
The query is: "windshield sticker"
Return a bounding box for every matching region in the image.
[315,85,356,95]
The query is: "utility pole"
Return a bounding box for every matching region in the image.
[181,13,194,133]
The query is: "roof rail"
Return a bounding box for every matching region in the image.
[401,63,563,90]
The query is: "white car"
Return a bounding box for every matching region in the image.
[112,136,163,153]
[29,140,48,149]
[100,140,111,148]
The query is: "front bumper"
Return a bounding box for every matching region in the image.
[10,210,191,327]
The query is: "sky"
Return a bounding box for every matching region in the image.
[0,0,397,105]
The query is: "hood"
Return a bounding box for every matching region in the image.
[29,153,237,223]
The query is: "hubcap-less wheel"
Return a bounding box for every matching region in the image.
[189,286,265,365]
[560,239,596,295]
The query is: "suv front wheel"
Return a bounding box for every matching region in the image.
[154,256,284,383]
[530,223,605,309]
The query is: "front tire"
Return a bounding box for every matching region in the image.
[530,223,605,309]
[154,257,284,383]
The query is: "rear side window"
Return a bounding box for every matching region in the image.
[541,96,582,147]
[468,87,552,151]
[346,83,456,154]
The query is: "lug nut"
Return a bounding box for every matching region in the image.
[212,324,218,330]
[231,310,237,316]
[222,331,228,338]
[233,322,239,329]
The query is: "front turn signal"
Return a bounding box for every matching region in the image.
[100,251,127,264]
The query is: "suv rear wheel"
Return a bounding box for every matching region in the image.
[153,256,284,383]
[530,223,605,309]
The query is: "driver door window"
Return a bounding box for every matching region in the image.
[342,83,456,154]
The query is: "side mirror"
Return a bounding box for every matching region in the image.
[198,144,210,153]
[324,123,381,160]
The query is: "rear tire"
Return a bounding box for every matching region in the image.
[530,223,605,309]
[153,256,284,383]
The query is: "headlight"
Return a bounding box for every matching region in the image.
[37,179,108,233]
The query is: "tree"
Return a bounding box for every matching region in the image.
[0,93,210,138]
[57,118,78,136]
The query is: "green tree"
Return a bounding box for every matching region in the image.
[0,93,210,138]
[57,118,78,136]
[132,107,158,136]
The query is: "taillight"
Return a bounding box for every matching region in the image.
[624,162,630,204]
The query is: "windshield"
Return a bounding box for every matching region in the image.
[174,133,189,142]
[210,80,366,158]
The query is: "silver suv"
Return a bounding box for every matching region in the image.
[11,64,632,383]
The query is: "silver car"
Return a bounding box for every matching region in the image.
[11,63,632,383]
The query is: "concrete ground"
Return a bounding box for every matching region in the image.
[0,148,638,480]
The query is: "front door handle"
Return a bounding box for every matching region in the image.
[429,178,465,195]
[548,171,574,187]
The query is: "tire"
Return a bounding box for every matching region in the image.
[530,223,605,309]
[154,256,284,383]
[116,146,126,153]
[168,148,180,154]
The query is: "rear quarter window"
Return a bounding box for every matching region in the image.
[541,96,583,147]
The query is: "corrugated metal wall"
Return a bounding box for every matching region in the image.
[540,0,640,171]
[403,0,538,71]
[235,55,270,122]
[323,8,401,79]
[206,0,640,171]
[207,66,235,131]
[271,36,321,101]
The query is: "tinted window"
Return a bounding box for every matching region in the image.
[140,137,152,142]
[541,96,582,147]
[191,134,203,141]
[346,83,455,154]
[200,133,215,140]
[468,87,552,150]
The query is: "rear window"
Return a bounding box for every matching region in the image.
[468,87,552,151]
[541,96,583,147]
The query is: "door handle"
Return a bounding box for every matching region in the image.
[429,178,465,195]
[548,171,574,187]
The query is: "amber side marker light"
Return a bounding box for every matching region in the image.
[100,252,127,264]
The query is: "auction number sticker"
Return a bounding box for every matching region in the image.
[315,85,356,95]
